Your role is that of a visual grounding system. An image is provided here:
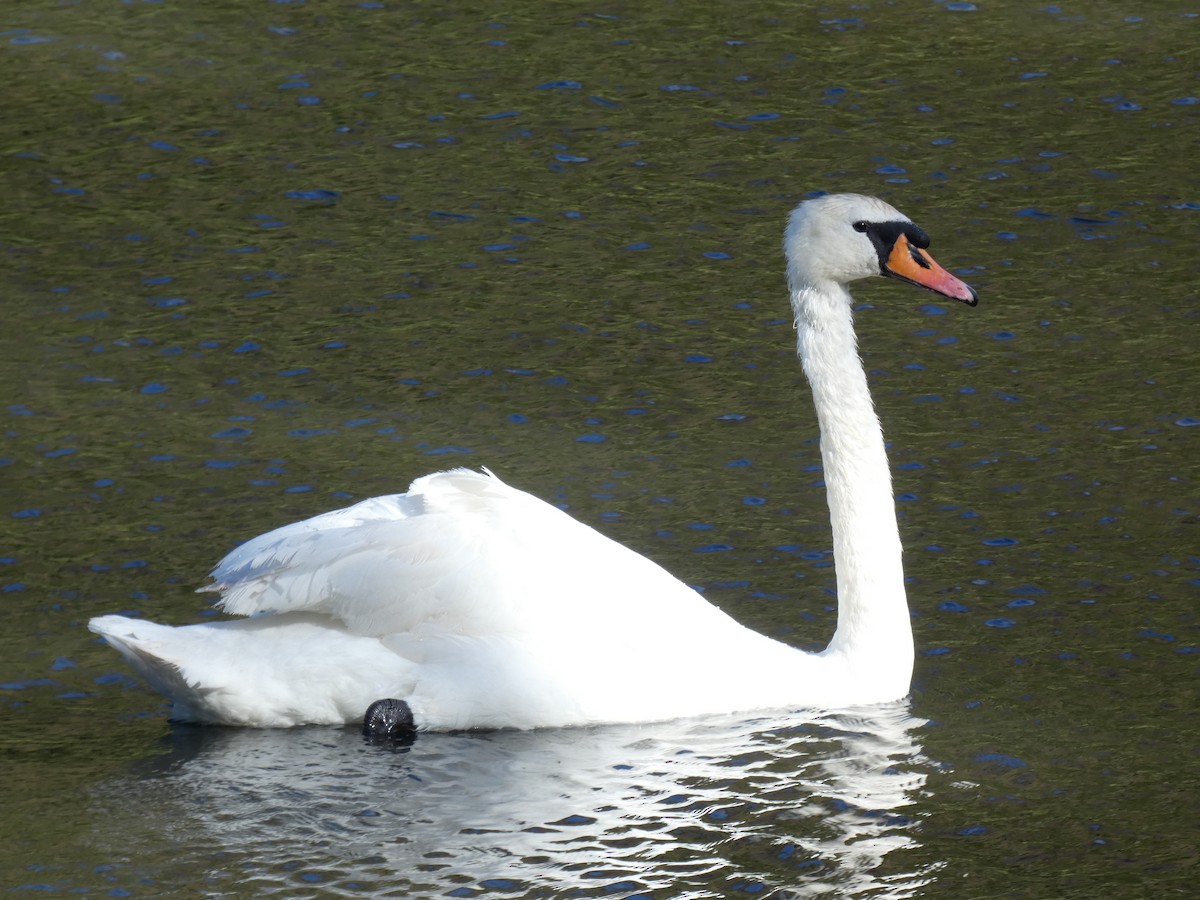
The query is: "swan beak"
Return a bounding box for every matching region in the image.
[884,234,978,306]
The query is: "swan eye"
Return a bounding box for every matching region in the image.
[852,221,870,233]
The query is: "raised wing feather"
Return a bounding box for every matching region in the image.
[202,468,715,640]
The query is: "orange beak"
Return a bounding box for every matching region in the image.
[884,234,978,306]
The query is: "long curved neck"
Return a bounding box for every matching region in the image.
[791,284,913,677]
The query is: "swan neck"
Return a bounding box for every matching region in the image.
[791,284,913,672]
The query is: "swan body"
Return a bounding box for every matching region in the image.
[90,193,977,730]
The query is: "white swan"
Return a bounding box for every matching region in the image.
[90,193,977,731]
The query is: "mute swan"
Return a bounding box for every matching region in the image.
[90,193,977,731]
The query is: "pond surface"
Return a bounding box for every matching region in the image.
[1,0,1196,897]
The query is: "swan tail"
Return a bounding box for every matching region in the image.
[89,613,419,727]
[88,615,212,718]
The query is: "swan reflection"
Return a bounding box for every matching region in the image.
[94,705,938,896]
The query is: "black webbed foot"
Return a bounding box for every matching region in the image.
[362,698,417,745]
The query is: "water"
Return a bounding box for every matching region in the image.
[85,709,932,897]
[1,0,1196,896]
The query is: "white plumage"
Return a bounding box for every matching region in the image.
[90,193,977,730]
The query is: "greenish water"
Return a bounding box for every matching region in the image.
[1,1,1196,896]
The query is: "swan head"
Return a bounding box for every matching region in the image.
[785,193,977,306]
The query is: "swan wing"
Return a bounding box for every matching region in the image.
[204,468,711,639]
